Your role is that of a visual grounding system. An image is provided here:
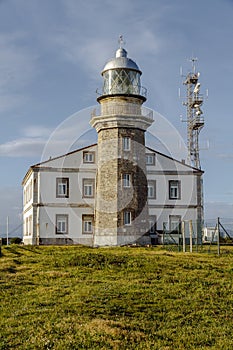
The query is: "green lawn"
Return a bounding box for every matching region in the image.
[1,245,233,349]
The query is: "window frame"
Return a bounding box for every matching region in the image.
[123,211,132,226]
[55,214,68,234]
[83,178,95,198]
[82,215,94,234]
[122,137,131,151]
[146,153,155,166]
[169,215,181,233]
[83,151,95,163]
[148,180,156,199]
[56,178,69,198]
[123,173,131,188]
[169,180,181,200]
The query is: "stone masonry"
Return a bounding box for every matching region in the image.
[91,96,153,246]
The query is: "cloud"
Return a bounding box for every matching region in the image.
[0,106,97,158]
[130,29,160,54]
[51,29,161,92]
[0,137,46,157]
[0,124,54,157]
[49,0,163,76]
[0,32,38,112]
[22,126,53,138]
[52,34,113,75]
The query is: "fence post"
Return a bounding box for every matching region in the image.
[162,222,166,246]
[217,217,220,256]
[182,221,185,252]
[189,220,193,253]
[6,216,9,246]
[0,238,2,257]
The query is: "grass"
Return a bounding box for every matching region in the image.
[1,245,233,349]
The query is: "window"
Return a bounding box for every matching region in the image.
[83,151,95,163]
[123,173,131,188]
[123,137,131,151]
[24,180,33,204]
[83,179,95,197]
[29,180,32,201]
[169,215,181,233]
[56,178,69,198]
[56,215,68,234]
[146,153,155,165]
[149,216,157,234]
[28,215,32,236]
[169,180,181,200]
[148,181,156,199]
[82,215,94,234]
[123,211,131,225]
[25,218,28,236]
[102,68,141,95]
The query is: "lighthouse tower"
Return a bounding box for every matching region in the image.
[90,39,153,246]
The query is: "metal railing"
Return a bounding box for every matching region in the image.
[91,104,153,121]
[96,85,147,99]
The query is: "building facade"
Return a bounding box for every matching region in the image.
[22,44,204,246]
[22,143,203,245]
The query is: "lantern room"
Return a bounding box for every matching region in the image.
[97,45,147,102]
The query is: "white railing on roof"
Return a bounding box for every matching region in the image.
[91,104,153,121]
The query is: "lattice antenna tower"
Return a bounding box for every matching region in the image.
[181,58,204,169]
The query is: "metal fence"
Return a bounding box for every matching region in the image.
[161,218,233,254]
[161,220,202,252]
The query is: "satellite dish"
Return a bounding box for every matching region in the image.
[193,83,201,94]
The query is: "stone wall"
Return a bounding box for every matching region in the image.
[94,126,149,246]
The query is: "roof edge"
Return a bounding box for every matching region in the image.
[33,143,97,168]
[146,146,204,174]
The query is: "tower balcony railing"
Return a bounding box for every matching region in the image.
[191,116,204,130]
[190,95,203,108]
[96,85,147,99]
[91,104,154,121]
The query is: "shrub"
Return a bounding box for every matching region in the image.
[10,237,22,244]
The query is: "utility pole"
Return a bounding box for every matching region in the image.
[217,217,220,256]
[6,216,9,245]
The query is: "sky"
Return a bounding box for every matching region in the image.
[0,0,233,237]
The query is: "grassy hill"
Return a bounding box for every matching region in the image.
[1,245,233,349]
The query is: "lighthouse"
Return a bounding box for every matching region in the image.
[90,39,154,246]
[22,39,204,247]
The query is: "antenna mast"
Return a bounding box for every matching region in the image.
[181,58,204,169]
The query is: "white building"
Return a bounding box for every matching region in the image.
[22,143,203,245]
[22,43,204,246]
[203,227,217,243]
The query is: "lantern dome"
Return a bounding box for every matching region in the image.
[98,45,146,101]
[102,47,141,75]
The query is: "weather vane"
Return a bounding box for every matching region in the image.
[118,35,125,48]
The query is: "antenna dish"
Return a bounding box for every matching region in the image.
[193,83,201,94]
